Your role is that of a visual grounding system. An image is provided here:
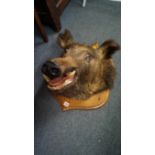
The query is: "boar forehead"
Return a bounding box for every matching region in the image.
[64,44,95,57]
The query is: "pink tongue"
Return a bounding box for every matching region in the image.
[50,77,64,83]
[48,72,75,87]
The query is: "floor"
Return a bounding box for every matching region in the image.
[34,0,121,154]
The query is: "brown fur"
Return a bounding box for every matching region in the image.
[44,30,120,99]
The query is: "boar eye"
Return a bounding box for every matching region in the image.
[84,53,93,62]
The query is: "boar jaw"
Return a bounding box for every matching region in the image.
[43,70,77,90]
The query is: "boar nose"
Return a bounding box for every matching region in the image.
[41,61,61,79]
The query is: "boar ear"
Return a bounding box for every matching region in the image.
[57,29,74,48]
[100,40,120,59]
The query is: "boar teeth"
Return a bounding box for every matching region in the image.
[47,71,76,90]
[64,79,73,85]
[43,74,50,82]
[48,85,63,90]
[48,79,73,90]
[68,70,76,76]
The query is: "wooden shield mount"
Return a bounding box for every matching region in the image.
[53,89,110,111]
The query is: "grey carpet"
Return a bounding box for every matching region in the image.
[34,0,121,155]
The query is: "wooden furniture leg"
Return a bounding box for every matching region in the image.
[34,8,48,42]
[45,0,61,32]
[35,0,70,32]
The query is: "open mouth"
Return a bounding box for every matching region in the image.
[43,70,77,90]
